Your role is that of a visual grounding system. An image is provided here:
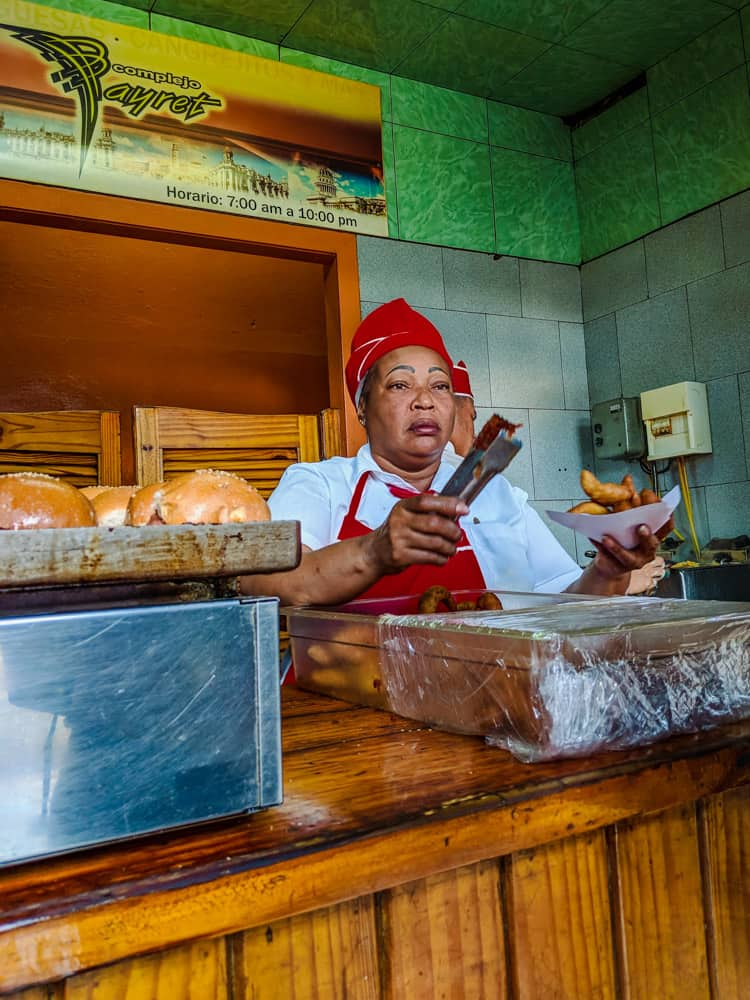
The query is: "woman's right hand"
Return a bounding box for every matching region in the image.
[368,494,469,574]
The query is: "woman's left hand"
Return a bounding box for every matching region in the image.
[567,515,674,596]
[592,524,661,580]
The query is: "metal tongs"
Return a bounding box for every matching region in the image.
[441,414,522,507]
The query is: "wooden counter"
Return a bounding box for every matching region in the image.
[2,688,750,999]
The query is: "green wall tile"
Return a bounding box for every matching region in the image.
[393,127,495,251]
[391,77,488,143]
[27,0,149,26]
[576,123,659,261]
[488,101,571,160]
[381,123,399,238]
[151,14,278,58]
[572,87,649,160]
[648,14,745,114]
[419,0,464,8]
[491,147,580,263]
[460,0,611,43]
[153,1,308,44]
[281,48,391,120]
[653,66,750,225]
[563,0,730,69]
[95,0,150,8]
[396,13,548,99]
[283,0,445,73]
[496,46,637,118]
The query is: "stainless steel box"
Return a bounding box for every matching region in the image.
[0,596,281,866]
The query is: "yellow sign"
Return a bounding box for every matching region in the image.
[0,1,387,234]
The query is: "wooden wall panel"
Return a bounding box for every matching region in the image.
[0,219,329,483]
[233,897,379,1000]
[380,861,507,1000]
[505,830,615,1000]
[62,939,228,1000]
[700,787,750,999]
[612,803,710,1000]
[7,987,63,1000]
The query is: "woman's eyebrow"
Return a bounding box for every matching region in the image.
[429,366,450,374]
[385,364,416,375]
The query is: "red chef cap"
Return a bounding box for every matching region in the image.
[452,360,473,400]
[345,298,453,405]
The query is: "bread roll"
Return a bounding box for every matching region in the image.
[126,482,166,526]
[127,470,269,526]
[88,485,138,527]
[0,472,95,529]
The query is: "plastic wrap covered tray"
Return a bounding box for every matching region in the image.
[287,593,750,761]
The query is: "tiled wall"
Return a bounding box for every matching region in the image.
[574,9,750,261]
[582,190,750,549]
[24,0,579,264]
[358,235,591,565]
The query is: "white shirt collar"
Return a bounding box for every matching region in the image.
[355,443,455,492]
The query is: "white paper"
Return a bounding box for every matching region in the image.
[546,485,681,549]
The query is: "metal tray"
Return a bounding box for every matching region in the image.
[0,520,300,587]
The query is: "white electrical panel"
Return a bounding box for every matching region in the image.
[640,381,712,460]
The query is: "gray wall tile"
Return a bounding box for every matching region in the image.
[420,308,491,406]
[705,481,750,538]
[684,376,747,486]
[644,206,725,296]
[475,405,534,496]
[442,248,521,315]
[688,262,750,381]
[487,315,564,408]
[529,499,579,563]
[584,313,622,405]
[617,287,695,395]
[356,235,445,308]
[659,475,710,559]
[592,455,643,492]
[528,409,594,500]
[720,188,750,268]
[581,240,648,321]
[559,322,590,409]
[520,259,583,322]
[740,370,750,479]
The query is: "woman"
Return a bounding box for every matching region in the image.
[242,298,665,608]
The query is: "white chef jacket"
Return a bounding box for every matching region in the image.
[441,441,463,469]
[269,445,582,594]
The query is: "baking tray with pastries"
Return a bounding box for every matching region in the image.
[287,589,593,712]
[289,587,750,762]
[0,469,300,587]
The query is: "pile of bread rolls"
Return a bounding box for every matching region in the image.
[568,470,660,515]
[0,469,270,529]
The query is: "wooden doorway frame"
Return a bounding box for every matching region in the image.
[0,178,364,454]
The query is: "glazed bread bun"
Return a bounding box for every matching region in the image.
[127,470,270,526]
[0,472,96,529]
[80,485,110,501]
[126,481,165,526]
[86,485,138,527]
[157,469,270,525]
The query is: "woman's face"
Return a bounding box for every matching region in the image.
[359,346,455,470]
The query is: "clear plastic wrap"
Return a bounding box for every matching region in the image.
[377,597,750,761]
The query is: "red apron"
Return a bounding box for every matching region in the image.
[336,472,487,610]
[283,472,488,685]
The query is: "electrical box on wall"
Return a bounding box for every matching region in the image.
[640,381,712,461]
[591,397,645,460]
